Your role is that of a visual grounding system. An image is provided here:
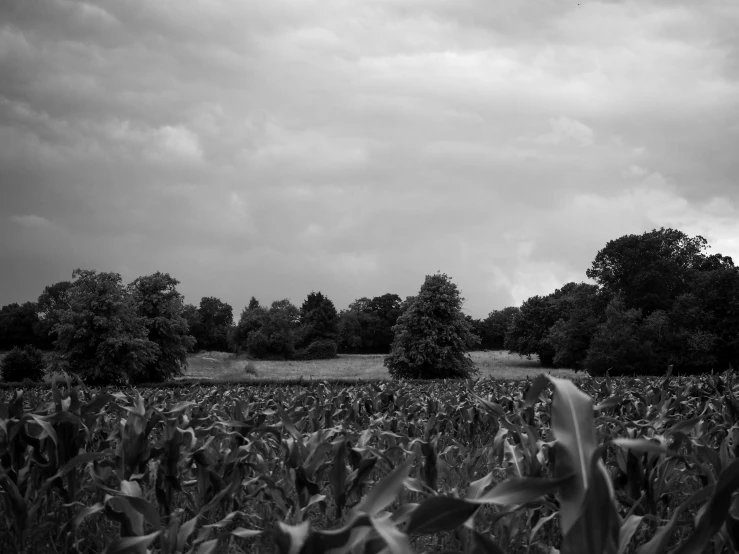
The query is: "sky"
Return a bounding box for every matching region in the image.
[1,0,738,320]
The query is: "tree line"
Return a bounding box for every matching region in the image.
[2,226,737,382]
[503,228,739,375]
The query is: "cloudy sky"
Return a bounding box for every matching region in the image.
[1,0,738,319]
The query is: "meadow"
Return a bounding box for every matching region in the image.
[182,350,580,382]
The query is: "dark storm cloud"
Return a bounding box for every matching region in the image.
[1,0,738,318]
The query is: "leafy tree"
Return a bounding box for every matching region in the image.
[191,297,234,352]
[586,228,712,315]
[0,301,42,350]
[230,301,268,352]
[337,294,403,354]
[127,272,196,383]
[247,299,300,359]
[181,304,201,352]
[299,291,339,348]
[34,281,73,348]
[337,309,364,353]
[0,345,46,383]
[545,284,607,370]
[583,297,656,376]
[385,273,480,379]
[53,269,158,385]
[479,307,519,350]
[505,283,602,367]
[367,293,403,352]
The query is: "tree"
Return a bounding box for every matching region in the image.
[247,299,300,359]
[337,294,403,354]
[586,228,711,315]
[127,272,196,383]
[385,273,480,379]
[480,307,519,350]
[583,297,656,376]
[53,269,158,385]
[367,294,403,352]
[230,300,268,352]
[34,281,74,349]
[545,285,606,370]
[337,309,364,353]
[181,304,201,352]
[191,297,234,352]
[299,291,338,348]
[0,345,47,383]
[0,301,42,350]
[505,283,602,367]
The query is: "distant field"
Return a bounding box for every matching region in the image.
[0,349,579,382]
[182,349,580,381]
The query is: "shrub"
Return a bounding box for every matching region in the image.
[0,345,47,383]
[243,360,258,376]
[295,339,338,360]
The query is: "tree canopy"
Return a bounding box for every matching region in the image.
[385,273,479,379]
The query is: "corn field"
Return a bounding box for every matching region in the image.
[2,370,739,553]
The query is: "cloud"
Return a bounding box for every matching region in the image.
[9,214,53,229]
[535,116,594,146]
[0,0,738,318]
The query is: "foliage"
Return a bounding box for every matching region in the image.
[127,272,196,383]
[337,294,403,354]
[180,303,201,352]
[34,280,74,349]
[230,302,268,352]
[4,370,739,553]
[0,301,43,350]
[476,307,519,350]
[246,299,300,359]
[295,338,338,360]
[298,291,339,347]
[385,273,479,379]
[545,284,607,370]
[53,269,158,385]
[586,227,720,315]
[0,345,46,382]
[505,283,598,366]
[189,296,234,352]
[583,297,657,376]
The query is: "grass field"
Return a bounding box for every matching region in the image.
[182,349,579,381]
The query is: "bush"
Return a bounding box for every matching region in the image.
[0,345,47,383]
[295,339,338,360]
[243,360,258,376]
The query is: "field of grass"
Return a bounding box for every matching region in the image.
[182,349,579,381]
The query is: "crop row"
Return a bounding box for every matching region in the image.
[1,371,739,553]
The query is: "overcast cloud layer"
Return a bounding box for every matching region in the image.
[1,0,738,318]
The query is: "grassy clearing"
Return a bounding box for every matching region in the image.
[182,349,580,381]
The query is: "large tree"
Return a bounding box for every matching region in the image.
[337,294,403,354]
[230,297,268,352]
[299,291,338,347]
[35,280,73,349]
[53,269,157,384]
[385,273,479,379]
[478,307,520,350]
[586,228,713,315]
[127,272,195,383]
[190,297,234,352]
[0,301,42,350]
[247,299,300,359]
